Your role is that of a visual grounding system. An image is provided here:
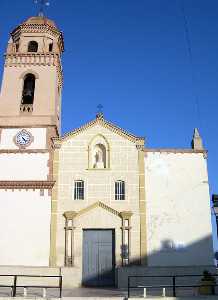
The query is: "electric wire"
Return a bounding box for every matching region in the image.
[179,0,202,130]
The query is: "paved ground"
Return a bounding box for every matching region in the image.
[0,287,127,298]
[0,286,218,298]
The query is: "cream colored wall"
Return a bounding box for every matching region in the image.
[54,124,140,267]
[0,153,49,180]
[0,128,47,149]
[145,152,214,266]
[0,65,58,116]
[0,189,51,266]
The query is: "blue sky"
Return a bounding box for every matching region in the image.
[0,0,218,248]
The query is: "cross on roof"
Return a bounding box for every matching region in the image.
[97,104,103,114]
[96,104,104,119]
[34,0,50,17]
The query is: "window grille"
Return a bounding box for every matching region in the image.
[115,180,125,200]
[74,180,84,200]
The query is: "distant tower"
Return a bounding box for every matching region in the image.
[0,16,64,266]
[191,128,204,150]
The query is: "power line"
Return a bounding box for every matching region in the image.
[179,0,202,130]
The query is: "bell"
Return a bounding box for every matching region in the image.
[23,89,32,97]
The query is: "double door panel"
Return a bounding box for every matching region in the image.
[82,229,115,286]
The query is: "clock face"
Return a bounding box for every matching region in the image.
[14,130,33,148]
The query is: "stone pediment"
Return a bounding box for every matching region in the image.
[52,114,145,147]
[63,201,121,220]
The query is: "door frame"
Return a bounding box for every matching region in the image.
[82,228,116,287]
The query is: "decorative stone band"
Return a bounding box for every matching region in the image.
[11,24,64,52]
[0,180,55,190]
[144,148,208,159]
[0,149,48,154]
[4,53,63,89]
[20,104,33,114]
[52,116,145,146]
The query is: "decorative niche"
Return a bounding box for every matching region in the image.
[88,134,110,169]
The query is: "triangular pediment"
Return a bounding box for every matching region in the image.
[76,201,121,218]
[53,115,145,145]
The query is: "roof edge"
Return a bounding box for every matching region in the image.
[54,117,145,145]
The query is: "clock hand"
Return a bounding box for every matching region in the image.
[22,137,27,142]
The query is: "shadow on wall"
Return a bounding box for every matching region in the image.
[82,234,216,297]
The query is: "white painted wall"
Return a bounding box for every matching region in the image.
[0,190,51,266]
[0,128,47,149]
[145,152,214,266]
[0,153,49,180]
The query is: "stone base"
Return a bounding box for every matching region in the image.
[0,265,216,289]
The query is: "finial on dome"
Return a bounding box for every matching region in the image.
[96,104,104,119]
[34,0,50,17]
[191,128,204,150]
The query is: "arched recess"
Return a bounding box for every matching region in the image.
[88,134,110,169]
[21,74,36,105]
[28,41,38,52]
[19,70,39,80]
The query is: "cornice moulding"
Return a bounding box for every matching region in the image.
[54,117,145,144]
[144,148,208,154]
[0,180,55,189]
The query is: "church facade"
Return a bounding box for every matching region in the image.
[0,16,214,287]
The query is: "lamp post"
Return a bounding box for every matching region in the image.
[212,195,218,267]
[212,194,218,237]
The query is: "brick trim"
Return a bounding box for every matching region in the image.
[0,180,55,189]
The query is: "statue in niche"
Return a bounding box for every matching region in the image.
[93,148,105,169]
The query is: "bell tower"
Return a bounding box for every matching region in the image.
[0,16,64,266]
[0,16,64,134]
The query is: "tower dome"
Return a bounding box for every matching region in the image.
[22,16,57,29]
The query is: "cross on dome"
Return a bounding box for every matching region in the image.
[34,0,50,17]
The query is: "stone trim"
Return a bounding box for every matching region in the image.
[144,148,207,154]
[76,201,121,218]
[0,149,48,154]
[120,211,133,265]
[53,117,145,145]
[138,148,148,265]
[46,127,58,181]
[49,149,60,266]
[63,212,77,266]
[63,211,77,220]
[64,205,133,220]
[120,211,133,219]
[0,180,55,189]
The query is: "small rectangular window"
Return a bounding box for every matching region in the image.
[74,180,84,200]
[115,180,125,200]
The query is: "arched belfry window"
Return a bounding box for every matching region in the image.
[22,74,35,105]
[88,135,110,169]
[28,41,38,52]
[49,43,53,52]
